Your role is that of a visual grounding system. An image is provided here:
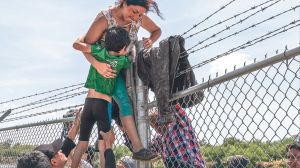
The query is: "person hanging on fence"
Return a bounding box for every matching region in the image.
[287,141,300,168]
[72,26,134,168]
[74,0,163,164]
[17,108,81,168]
[149,103,206,168]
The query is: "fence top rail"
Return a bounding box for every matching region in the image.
[0,117,75,131]
[0,47,299,130]
[171,46,300,101]
[146,46,300,109]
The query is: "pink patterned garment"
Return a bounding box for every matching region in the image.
[151,104,206,168]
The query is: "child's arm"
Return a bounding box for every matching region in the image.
[72,35,92,53]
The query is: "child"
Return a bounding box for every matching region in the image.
[71,26,131,168]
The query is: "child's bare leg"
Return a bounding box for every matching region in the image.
[120,116,143,152]
[100,130,116,168]
[98,140,106,168]
[100,130,115,149]
[71,141,88,168]
[121,116,159,161]
[114,75,158,160]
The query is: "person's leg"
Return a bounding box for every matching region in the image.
[98,132,117,168]
[111,99,134,152]
[112,75,134,118]
[100,130,116,168]
[93,98,115,168]
[72,98,96,168]
[71,141,88,168]
[113,75,158,161]
[123,131,133,152]
[104,149,116,168]
[121,110,159,161]
[113,75,143,152]
[98,140,106,168]
[120,116,143,152]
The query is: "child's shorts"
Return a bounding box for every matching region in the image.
[79,98,112,141]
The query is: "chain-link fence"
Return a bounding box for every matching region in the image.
[149,47,300,168]
[0,47,299,168]
[0,0,299,167]
[0,115,136,168]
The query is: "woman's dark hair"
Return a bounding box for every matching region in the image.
[118,0,164,19]
[104,26,130,53]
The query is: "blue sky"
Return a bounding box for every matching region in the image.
[0,0,299,128]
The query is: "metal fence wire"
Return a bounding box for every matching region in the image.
[0,47,299,168]
[149,48,300,168]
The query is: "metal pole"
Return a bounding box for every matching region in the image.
[0,116,75,131]
[135,41,149,168]
[0,109,12,123]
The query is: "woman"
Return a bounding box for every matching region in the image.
[72,0,162,167]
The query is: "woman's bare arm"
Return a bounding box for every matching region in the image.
[141,15,162,48]
[81,13,116,78]
[84,13,108,44]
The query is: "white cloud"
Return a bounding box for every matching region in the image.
[209,52,253,74]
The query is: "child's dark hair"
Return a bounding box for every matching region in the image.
[104,26,130,53]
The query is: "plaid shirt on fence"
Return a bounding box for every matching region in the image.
[151,104,206,168]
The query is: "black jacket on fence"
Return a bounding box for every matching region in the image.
[137,36,204,115]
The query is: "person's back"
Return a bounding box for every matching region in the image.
[149,104,206,168]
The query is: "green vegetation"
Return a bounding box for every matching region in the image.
[113,145,132,161]
[202,137,293,167]
[0,140,35,163]
[0,137,294,167]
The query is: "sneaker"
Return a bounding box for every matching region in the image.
[132,148,159,161]
[157,114,175,126]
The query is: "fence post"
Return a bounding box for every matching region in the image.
[0,109,12,122]
[135,41,149,168]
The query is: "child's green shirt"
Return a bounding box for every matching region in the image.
[84,44,131,96]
